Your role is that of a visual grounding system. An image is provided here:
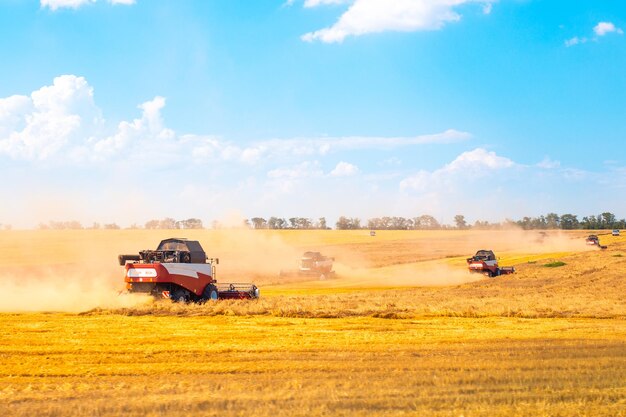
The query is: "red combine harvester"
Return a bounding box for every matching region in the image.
[118,238,259,302]
[585,235,607,249]
[466,250,515,278]
[280,251,336,280]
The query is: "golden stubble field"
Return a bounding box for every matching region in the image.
[0,229,625,416]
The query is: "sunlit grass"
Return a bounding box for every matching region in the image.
[544,261,567,267]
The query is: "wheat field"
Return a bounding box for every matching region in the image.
[0,229,625,416]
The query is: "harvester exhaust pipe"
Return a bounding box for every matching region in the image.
[118,254,141,266]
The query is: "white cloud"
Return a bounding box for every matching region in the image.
[91,96,174,158]
[191,129,469,166]
[446,147,514,171]
[537,157,560,169]
[561,168,589,181]
[0,75,102,160]
[0,95,33,138]
[0,76,469,167]
[235,129,470,162]
[0,76,190,164]
[41,0,94,10]
[594,21,623,37]
[379,156,402,166]
[267,161,324,179]
[301,0,496,43]
[266,161,325,192]
[400,147,515,191]
[0,77,619,227]
[566,21,623,47]
[330,161,359,176]
[565,36,586,47]
[41,0,134,10]
[304,0,350,7]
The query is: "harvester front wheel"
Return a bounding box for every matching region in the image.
[202,284,219,302]
[170,288,189,303]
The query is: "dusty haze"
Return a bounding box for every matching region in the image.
[0,228,596,312]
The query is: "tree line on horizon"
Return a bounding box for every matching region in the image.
[35,218,205,231]
[20,211,626,231]
[246,212,626,231]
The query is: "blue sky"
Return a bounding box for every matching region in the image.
[0,0,625,228]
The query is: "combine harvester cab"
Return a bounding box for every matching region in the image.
[466,250,515,278]
[119,238,259,302]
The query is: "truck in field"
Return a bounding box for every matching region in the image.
[118,238,259,302]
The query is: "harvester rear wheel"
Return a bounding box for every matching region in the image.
[202,284,219,302]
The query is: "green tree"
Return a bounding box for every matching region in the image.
[336,216,361,230]
[250,217,267,229]
[560,214,579,230]
[391,217,409,230]
[454,215,467,230]
[601,212,616,228]
[545,213,560,229]
[268,217,280,229]
[336,216,350,230]
[297,218,313,229]
[350,217,362,229]
[581,215,599,230]
[158,218,177,229]
[414,215,440,230]
[181,218,203,229]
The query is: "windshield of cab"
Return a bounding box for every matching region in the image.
[158,241,188,251]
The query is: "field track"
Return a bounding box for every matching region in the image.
[0,229,624,416]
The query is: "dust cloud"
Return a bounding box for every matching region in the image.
[0,228,304,312]
[460,228,594,254]
[0,227,596,312]
[264,229,594,290]
[333,261,483,288]
[0,267,152,313]
[202,229,302,281]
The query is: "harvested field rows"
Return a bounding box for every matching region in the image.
[0,229,624,416]
[1,315,625,417]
